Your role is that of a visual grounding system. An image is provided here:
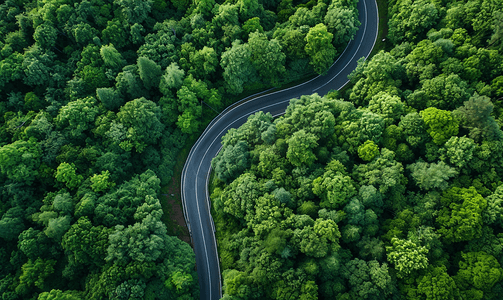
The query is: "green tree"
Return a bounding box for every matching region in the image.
[368,92,405,126]
[417,266,460,300]
[0,139,41,184]
[55,162,83,189]
[137,56,162,90]
[436,187,487,243]
[116,97,164,153]
[38,289,82,300]
[34,23,58,49]
[248,31,286,85]
[90,170,116,192]
[100,44,126,70]
[324,1,360,47]
[220,40,257,94]
[62,216,112,268]
[212,141,250,184]
[439,136,476,168]
[386,237,429,278]
[160,62,185,92]
[287,130,318,167]
[15,258,57,295]
[341,259,394,299]
[455,251,503,296]
[242,17,263,36]
[116,0,153,24]
[56,96,100,139]
[358,140,380,162]
[305,23,336,74]
[453,93,503,142]
[407,161,458,190]
[96,87,124,111]
[388,0,440,44]
[420,107,460,145]
[293,218,341,258]
[353,148,406,194]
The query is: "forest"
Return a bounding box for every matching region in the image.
[0,0,362,298]
[210,0,503,299]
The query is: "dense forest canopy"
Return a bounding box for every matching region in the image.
[211,0,503,299]
[0,0,362,298]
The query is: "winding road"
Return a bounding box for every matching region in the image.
[181,0,379,298]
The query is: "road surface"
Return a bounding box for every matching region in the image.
[181,0,379,298]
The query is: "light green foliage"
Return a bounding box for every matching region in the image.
[44,215,71,241]
[420,107,460,145]
[242,17,263,36]
[407,161,458,190]
[305,23,336,74]
[341,259,393,298]
[100,44,125,70]
[248,31,286,85]
[188,46,219,80]
[275,94,339,139]
[62,216,112,268]
[56,97,100,138]
[116,0,153,24]
[38,289,82,300]
[353,148,406,194]
[0,139,41,184]
[220,40,257,95]
[106,214,166,263]
[325,1,360,48]
[275,27,307,59]
[248,193,293,236]
[312,161,356,209]
[137,56,162,90]
[483,185,503,227]
[15,258,56,294]
[349,51,404,106]
[287,130,318,167]
[160,62,185,92]
[368,92,405,126]
[212,141,250,183]
[455,252,503,294]
[166,271,193,295]
[96,87,124,111]
[439,136,475,168]
[90,170,116,192]
[116,97,164,152]
[388,0,440,44]
[293,218,340,258]
[453,93,503,142]
[94,170,161,227]
[219,172,262,220]
[417,266,460,300]
[55,162,83,189]
[413,74,470,110]
[358,140,379,161]
[437,187,487,243]
[386,237,429,278]
[398,112,431,148]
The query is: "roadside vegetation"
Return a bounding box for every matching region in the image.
[211,0,503,298]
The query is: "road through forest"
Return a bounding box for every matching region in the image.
[181,0,379,298]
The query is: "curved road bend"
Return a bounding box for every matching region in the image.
[181,0,378,298]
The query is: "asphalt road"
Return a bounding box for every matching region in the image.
[181,0,379,298]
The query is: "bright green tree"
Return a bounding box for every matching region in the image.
[437,187,487,243]
[386,237,429,278]
[305,23,336,74]
[420,107,459,145]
